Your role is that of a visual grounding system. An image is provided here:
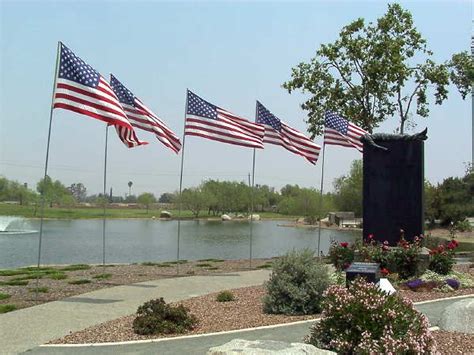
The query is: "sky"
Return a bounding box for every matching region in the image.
[0,0,472,198]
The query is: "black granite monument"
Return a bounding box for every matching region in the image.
[361,129,427,246]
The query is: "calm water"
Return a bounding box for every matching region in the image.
[0,218,360,268]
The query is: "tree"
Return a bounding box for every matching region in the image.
[333,160,363,217]
[137,192,156,213]
[37,176,71,207]
[68,183,87,202]
[283,3,473,136]
[128,181,133,196]
[180,187,209,218]
[158,192,176,204]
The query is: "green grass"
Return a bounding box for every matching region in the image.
[10,274,44,281]
[61,264,91,271]
[0,304,17,313]
[0,279,29,286]
[49,272,68,280]
[165,260,188,265]
[0,269,28,277]
[196,263,213,268]
[197,258,225,263]
[68,279,91,285]
[29,287,49,293]
[0,203,296,220]
[256,263,273,269]
[92,273,112,280]
[0,292,11,300]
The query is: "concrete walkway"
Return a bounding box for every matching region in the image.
[0,269,271,354]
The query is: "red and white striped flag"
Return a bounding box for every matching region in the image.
[52,42,146,148]
[110,74,181,153]
[256,101,320,164]
[185,90,264,149]
[324,111,367,152]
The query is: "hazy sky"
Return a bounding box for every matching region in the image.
[0,0,472,198]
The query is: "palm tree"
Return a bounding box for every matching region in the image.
[128,181,133,196]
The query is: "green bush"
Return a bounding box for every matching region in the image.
[216,290,235,302]
[0,279,28,286]
[305,278,436,353]
[61,264,91,271]
[263,249,330,315]
[0,304,17,314]
[29,287,48,293]
[92,273,112,280]
[455,219,472,232]
[328,241,355,271]
[428,239,458,275]
[49,272,68,280]
[133,298,197,335]
[0,292,11,300]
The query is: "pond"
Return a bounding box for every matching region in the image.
[0,218,360,268]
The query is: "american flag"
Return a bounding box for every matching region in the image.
[256,101,320,164]
[185,90,264,149]
[53,43,145,148]
[110,74,181,153]
[324,111,367,152]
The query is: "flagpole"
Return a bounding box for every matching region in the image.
[176,90,189,274]
[102,125,109,268]
[249,148,256,269]
[35,42,61,301]
[317,144,326,259]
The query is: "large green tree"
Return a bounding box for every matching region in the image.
[333,160,363,217]
[284,3,473,136]
[137,192,157,213]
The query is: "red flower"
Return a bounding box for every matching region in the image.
[368,234,374,240]
[340,242,349,248]
[380,268,390,276]
[343,262,350,269]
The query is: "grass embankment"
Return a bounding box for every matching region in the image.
[0,204,292,220]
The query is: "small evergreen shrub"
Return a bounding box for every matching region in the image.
[133,298,197,335]
[49,272,68,280]
[306,278,436,353]
[263,249,330,315]
[216,290,235,302]
[29,287,49,293]
[0,304,17,313]
[455,219,472,232]
[92,273,112,280]
[328,241,355,271]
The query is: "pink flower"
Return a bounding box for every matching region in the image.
[368,234,374,240]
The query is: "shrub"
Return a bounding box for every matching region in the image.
[328,241,355,271]
[390,237,423,279]
[428,239,458,275]
[0,292,11,300]
[0,279,28,286]
[132,298,197,335]
[420,269,474,288]
[29,287,49,293]
[49,272,68,280]
[306,278,436,353]
[0,304,17,314]
[455,219,472,232]
[216,290,235,302]
[445,278,460,290]
[263,249,330,315]
[92,273,112,280]
[404,279,440,292]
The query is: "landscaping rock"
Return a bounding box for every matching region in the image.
[439,298,474,334]
[207,339,335,354]
[160,211,172,218]
[221,214,232,221]
[248,214,260,221]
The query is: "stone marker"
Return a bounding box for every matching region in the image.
[345,262,380,287]
[221,214,232,221]
[207,339,335,355]
[160,210,172,218]
[439,298,474,334]
[377,278,396,295]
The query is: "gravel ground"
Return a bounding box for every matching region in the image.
[0,258,274,310]
[50,284,474,354]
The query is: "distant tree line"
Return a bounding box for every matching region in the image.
[1,163,472,224]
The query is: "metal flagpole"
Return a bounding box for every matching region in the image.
[249,149,256,268]
[102,125,109,268]
[35,42,61,301]
[317,144,326,258]
[176,90,189,274]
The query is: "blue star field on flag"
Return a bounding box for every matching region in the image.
[256,101,282,131]
[58,44,100,88]
[187,91,218,120]
[110,75,135,106]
